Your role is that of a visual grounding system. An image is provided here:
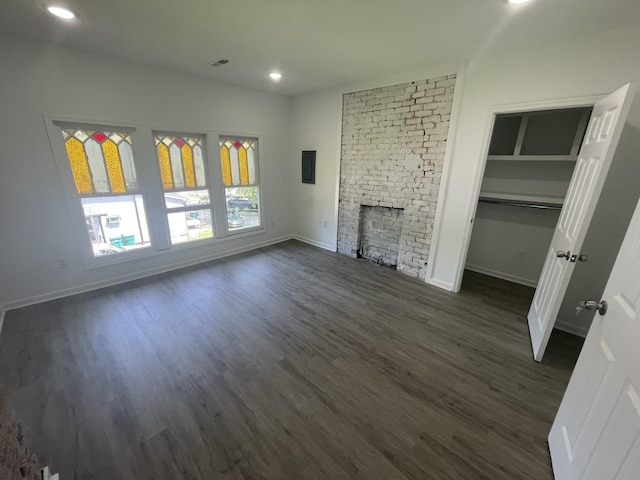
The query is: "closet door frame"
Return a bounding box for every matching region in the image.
[447,94,602,294]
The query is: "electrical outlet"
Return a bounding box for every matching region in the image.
[56,257,69,269]
[517,251,527,261]
[322,219,328,228]
[270,220,275,228]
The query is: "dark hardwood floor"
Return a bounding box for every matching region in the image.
[0,240,583,479]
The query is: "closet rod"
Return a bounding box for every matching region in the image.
[478,197,562,211]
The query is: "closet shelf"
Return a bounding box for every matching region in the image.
[487,155,577,162]
[478,191,564,210]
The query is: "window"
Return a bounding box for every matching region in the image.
[154,133,213,244]
[59,126,151,258]
[219,138,261,231]
[50,120,265,267]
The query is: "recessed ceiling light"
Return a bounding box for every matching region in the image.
[508,0,530,4]
[269,72,282,80]
[47,5,76,19]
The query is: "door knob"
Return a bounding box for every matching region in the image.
[578,254,589,262]
[556,251,570,260]
[577,300,608,315]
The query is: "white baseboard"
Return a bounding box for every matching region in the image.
[1,235,294,316]
[465,264,538,288]
[292,235,337,252]
[554,318,588,338]
[424,277,455,292]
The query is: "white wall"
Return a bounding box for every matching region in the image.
[427,24,640,291]
[4,23,640,316]
[465,158,574,286]
[289,24,640,296]
[289,65,459,253]
[465,205,558,287]
[290,88,343,250]
[0,39,293,311]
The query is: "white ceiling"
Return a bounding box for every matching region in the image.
[2,0,640,96]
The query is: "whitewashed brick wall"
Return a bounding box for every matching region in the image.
[359,206,404,266]
[337,74,456,279]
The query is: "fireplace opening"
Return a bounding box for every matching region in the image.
[358,205,404,268]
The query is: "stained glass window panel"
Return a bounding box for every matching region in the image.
[219,138,258,187]
[73,130,88,142]
[156,142,173,189]
[238,147,249,185]
[193,145,206,187]
[229,146,240,185]
[219,145,232,186]
[118,141,138,190]
[102,140,126,193]
[64,136,93,194]
[181,144,196,188]
[247,146,256,184]
[169,143,185,189]
[84,138,111,193]
[153,134,206,191]
[59,127,138,195]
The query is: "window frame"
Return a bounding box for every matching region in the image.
[218,135,264,235]
[47,119,158,268]
[152,131,217,246]
[46,116,267,269]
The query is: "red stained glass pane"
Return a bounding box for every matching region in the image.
[233,140,242,149]
[174,138,185,147]
[92,132,107,143]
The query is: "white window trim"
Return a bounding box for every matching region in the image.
[218,135,265,236]
[152,130,217,247]
[44,115,267,270]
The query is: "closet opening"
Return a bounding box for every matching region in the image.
[463,107,592,351]
[462,102,640,358]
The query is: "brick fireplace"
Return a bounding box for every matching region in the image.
[358,205,404,267]
[337,74,456,279]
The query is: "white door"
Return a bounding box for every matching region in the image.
[528,83,635,362]
[548,195,640,479]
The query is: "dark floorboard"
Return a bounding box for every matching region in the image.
[0,240,583,479]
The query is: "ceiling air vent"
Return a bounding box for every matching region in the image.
[209,58,232,67]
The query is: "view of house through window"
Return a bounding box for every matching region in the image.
[59,127,151,257]
[219,138,261,231]
[154,134,213,244]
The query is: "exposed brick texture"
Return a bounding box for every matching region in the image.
[359,206,404,267]
[0,387,41,480]
[337,75,456,279]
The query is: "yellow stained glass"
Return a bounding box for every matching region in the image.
[102,140,126,193]
[65,137,93,194]
[238,147,249,185]
[220,145,232,186]
[157,143,173,190]
[181,144,196,188]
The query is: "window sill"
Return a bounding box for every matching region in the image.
[83,226,266,270]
